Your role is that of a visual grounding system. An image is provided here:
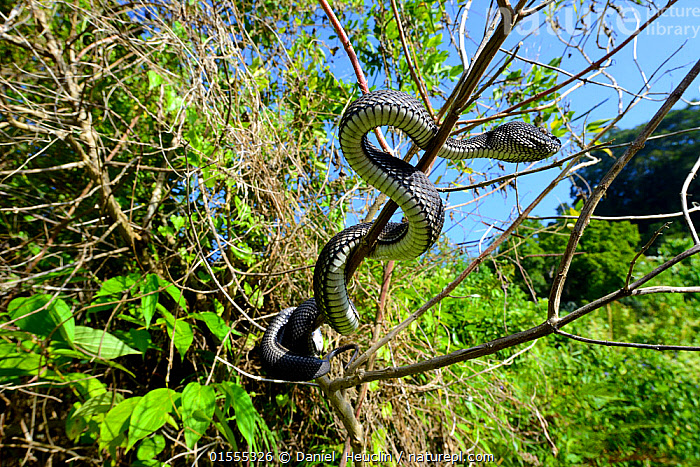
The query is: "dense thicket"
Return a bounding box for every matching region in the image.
[1,1,699,466]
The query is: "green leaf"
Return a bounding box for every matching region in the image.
[62,372,108,398]
[127,389,180,451]
[233,196,251,222]
[222,383,258,447]
[71,392,124,422]
[97,276,136,297]
[172,21,186,38]
[170,319,193,359]
[67,392,124,440]
[66,404,87,441]
[157,277,187,312]
[0,345,44,379]
[147,70,164,90]
[170,215,186,232]
[140,274,160,328]
[425,33,442,48]
[126,328,152,354]
[231,243,255,266]
[505,69,522,80]
[136,434,166,460]
[191,312,238,341]
[213,405,238,450]
[585,118,612,134]
[548,56,562,67]
[380,401,393,418]
[165,93,184,114]
[74,326,141,359]
[181,382,216,449]
[8,294,75,344]
[385,20,399,40]
[100,397,142,454]
[243,282,263,309]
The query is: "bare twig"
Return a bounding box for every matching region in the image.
[389,0,432,114]
[680,154,700,244]
[531,205,700,222]
[554,330,700,351]
[624,223,670,289]
[548,58,700,320]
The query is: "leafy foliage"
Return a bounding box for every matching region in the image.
[1,0,698,466]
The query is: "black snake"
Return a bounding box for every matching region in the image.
[260,90,561,381]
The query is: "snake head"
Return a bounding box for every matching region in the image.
[489,121,562,162]
[535,125,562,155]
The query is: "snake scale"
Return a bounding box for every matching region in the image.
[260,90,561,381]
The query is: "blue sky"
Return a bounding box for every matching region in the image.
[419,1,699,248]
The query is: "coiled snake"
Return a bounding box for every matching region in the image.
[260,90,561,381]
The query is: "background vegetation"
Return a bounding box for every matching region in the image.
[1,0,699,466]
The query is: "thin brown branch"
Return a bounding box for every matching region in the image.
[548,58,700,319]
[388,0,433,114]
[318,0,391,156]
[521,0,558,17]
[330,244,700,392]
[625,223,670,289]
[554,330,700,352]
[317,376,364,455]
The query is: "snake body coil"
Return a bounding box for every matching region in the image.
[261,90,561,381]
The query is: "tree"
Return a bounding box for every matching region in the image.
[574,105,700,243]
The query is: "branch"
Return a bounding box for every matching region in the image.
[557,244,700,328]
[475,0,681,125]
[555,330,700,352]
[317,376,364,455]
[344,5,517,280]
[318,0,392,155]
[547,58,700,319]
[389,0,432,114]
[625,223,669,289]
[521,0,558,17]
[681,153,700,244]
[530,205,700,222]
[330,244,700,392]
[332,322,553,391]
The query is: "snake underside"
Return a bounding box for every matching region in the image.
[261,90,561,381]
